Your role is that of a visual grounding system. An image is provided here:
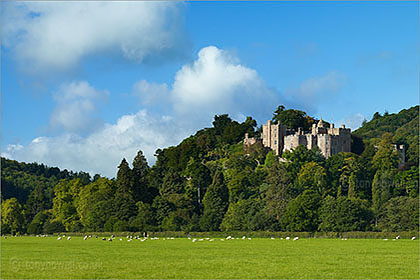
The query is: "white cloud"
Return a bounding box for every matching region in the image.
[133,80,171,112]
[135,46,281,125]
[3,110,189,177]
[50,81,109,134]
[2,2,188,72]
[338,113,366,131]
[5,46,349,178]
[5,46,283,177]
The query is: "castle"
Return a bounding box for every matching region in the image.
[244,118,351,158]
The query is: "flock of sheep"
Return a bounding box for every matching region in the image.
[51,234,416,242]
[2,234,417,241]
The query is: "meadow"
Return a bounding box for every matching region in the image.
[1,235,419,279]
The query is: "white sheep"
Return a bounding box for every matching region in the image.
[285,237,290,240]
[396,235,400,239]
[293,237,299,241]
[67,236,71,240]
[57,237,62,240]
[411,237,416,240]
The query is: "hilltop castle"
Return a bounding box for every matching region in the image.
[244,118,351,158]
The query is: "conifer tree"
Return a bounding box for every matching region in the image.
[114,158,136,221]
[199,169,229,231]
[132,150,150,203]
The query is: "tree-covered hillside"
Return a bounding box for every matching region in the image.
[353,105,419,165]
[354,105,418,139]
[1,105,418,235]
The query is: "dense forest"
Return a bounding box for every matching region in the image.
[1,105,419,235]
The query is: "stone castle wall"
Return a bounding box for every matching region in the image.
[247,119,352,158]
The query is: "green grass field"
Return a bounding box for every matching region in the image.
[1,236,419,279]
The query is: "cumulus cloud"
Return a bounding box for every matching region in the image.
[5,46,284,177]
[1,2,188,72]
[50,81,109,135]
[3,110,189,177]
[5,45,346,177]
[136,46,281,125]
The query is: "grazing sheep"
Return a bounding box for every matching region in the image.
[108,238,113,242]
[67,237,71,240]
[84,236,88,240]
[411,237,416,240]
[209,239,215,242]
[271,237,275,240]
[396,235,400,239]
[220,239,225,241]
[192,239,197,242]
[226,236,232,240]
[248,238,252,240]
[102,237,106,241]
[293,237,299,241]
[242,236,246,239]
[57,237,62,240]
[120,238,123,241]
[286,237,290,240]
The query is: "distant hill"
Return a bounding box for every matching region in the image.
[353,105,419,140]
[1,157,92,204]
[353,105,419,164]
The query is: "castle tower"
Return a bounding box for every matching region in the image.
[262,120,285,155]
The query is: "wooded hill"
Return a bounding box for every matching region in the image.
[1,105,418,235]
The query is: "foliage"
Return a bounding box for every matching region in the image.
[271,105,315,131]
[378,197,419,232]
[200,170,229,231]
[281,190,322,232]
[1,105,418,234]
[1,198,24,234]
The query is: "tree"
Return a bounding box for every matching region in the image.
[372,133,399,171]
[371,169,394,226]
[1,198,24,234]
[130,201,155,232]
[184,158,211,207]
[132,150,150,203]
[77,178,115,231]
[319,196,371,232]
[200,170,229,231]
[272,106,315,131]
[114,159,137,221]
[296,162,328,197]
[220,199,270,231]
[281,189,321,232]
[263,162,291,225]
[378,197,419,231]
[281,145,325,179]
[27,210,50,234]
[51,179,84,231]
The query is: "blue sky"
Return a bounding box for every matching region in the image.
[1,1,418,177]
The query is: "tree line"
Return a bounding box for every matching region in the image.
[1,106,418,234]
